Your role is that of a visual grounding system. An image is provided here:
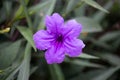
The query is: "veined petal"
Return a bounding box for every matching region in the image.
[62,20,82,38]
[45,45,65,64]
[45,13,64,33]
[64,38,85,57]
[33,30,54,50]
[51,13,64,26]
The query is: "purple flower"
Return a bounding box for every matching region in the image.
[33,13,85,64]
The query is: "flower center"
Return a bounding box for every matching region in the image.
[56,34,64,43]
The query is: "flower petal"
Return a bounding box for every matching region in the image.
[62,20,82,38]
[45,13,64,33]
[45,45,65,64]
[33,30,54,50]
[51,13,64,26]
[64,38,85,57]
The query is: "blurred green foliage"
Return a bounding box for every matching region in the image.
[0,0,120,80]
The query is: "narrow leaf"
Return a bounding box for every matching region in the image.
[65,59,103,68]
[37,0,56,30]
[93,1,113,21]
[75,17,102,33]
[78,53,99,59]
[0,40,21,69]
[17,43,31,80]
[65,0,79,14]
[99,53,120,66]
[13,0,29,20]
[92,67,120,80]
[82,0,108,13]
[28,1,50,15]
[6,66,21,80]
[17,26,36,51]
[49,64,65,80]
[98,31,120,42]
[21,0,33,29]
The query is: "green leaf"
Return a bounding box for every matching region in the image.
[0,42,12,49]
[49,64,65,80]
[31,1,53,30]
[3,1,12,17]
[17,26,36,51]
[63,0,84,17]
[45,0,56,16]
[3,43,31,80]
[93,1,113,22]
[65,59,103,68]
[0,6,7,23]
[75,17,102,33]
[112,37,120,49]
[92,67,120,80]
[37,0,56,30]
[99,53,120,66]
[0,40,21,69]
[14,1,50,20]
[1,43,25,80]
[21,0,33,29]
[65,0,79,14]
[74,4,87,16]
[0,70,3,73]
[30,66,38,75]
[17,43,31,80]
[5,66,21,80]
[28,1,50,15]
[78,53,99,59]
[89,38,112,51]
[13,0,29,20]
[82,0,108,13]
[98,31,120,42]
